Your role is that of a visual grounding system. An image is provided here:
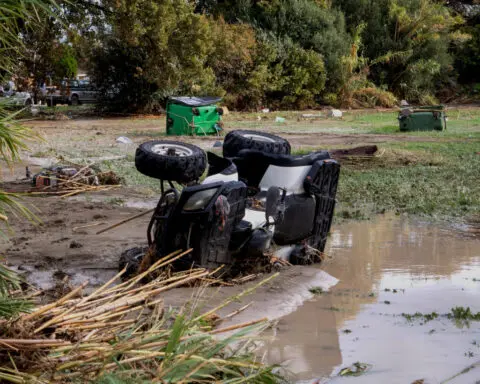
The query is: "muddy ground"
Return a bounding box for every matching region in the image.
[1,112,479,383]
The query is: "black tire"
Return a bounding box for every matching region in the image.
[223,130,291,158]
[119,246,148,280]
[71,94,79,106]
[135,140,206,183]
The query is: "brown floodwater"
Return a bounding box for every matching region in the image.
[263,214,480,384]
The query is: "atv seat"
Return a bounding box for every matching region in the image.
[233,149,331,193]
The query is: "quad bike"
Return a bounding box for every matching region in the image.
[119,130,340,277]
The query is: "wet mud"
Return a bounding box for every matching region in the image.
[0,195,151,292]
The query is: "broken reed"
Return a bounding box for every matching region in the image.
[0,249,283,383]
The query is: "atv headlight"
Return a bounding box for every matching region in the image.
[183,188,218,211]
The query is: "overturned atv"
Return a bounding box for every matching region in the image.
[120,130,340,277]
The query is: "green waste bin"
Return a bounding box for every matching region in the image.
[166,96,223,136]
[398,105,446,132]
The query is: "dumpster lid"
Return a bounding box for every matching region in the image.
[169,96,222,107]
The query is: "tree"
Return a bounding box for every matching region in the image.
[91,0,221,112]
[336,0,465,102]
[201,0,350,91]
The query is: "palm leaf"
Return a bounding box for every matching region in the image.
[0,263,22,295]
[0,296,32,318]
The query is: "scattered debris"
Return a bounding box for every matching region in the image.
[343,329,352,334]
[275,116,286,123]
[97,170,123,185]
[301,113,322,119]
[27,164,123,197]
[115,136,133,144]
[402,312,439,322]
[213,140,223,148]
[339,362,372,377]
[231,274,259,284]
[401,307,480,325]
[72,222,106,233]
[69,241,83,249]
[261,108,270,113]
[221,302,253,321]
[449,306,480,322]
[329,145,378,159]
[0,251,277,382]
[96,208,155,235]
[327,109,343,118]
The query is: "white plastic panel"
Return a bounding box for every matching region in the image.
[244,209,267,229]
[202,172,238,184]
[259,165,311,194]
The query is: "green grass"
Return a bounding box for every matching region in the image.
[223,107,480,138]
[100,158,162,192]
[129,130,166,138]
[336,141,480,220]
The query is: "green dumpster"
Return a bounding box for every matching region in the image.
[166,96,223,136]
[398,105,446,132]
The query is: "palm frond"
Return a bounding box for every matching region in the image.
[0,263,22,295]
[0,0,61,75]
[0,296,32,318]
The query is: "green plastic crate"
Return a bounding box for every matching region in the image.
[398,105,446,132]
[166,97,223,136]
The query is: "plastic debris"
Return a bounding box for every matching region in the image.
[213,141,223,148]
[116,136,133,144]
[339,362,372,377]
[261,108,270,113]
[327,109,343,118]
[301,113,322,119]
[275,116,286,123]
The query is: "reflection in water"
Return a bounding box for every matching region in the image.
[265,214,480,383]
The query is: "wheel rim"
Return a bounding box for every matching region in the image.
[242,133,276,143]
[151,143,194,157]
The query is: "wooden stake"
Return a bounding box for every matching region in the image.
[96,209,155,235]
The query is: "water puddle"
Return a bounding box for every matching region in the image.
[264,214,480,383]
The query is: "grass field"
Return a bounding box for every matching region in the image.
[335,141,480,221]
